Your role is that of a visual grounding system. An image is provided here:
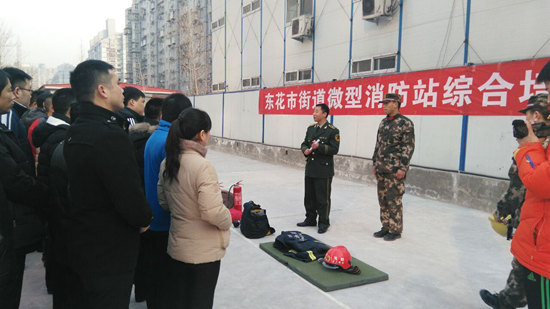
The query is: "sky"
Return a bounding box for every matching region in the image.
[0,0,132,68]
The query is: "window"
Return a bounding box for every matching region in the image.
[286,69,311,84]
[212,21,218,30]
[218,17,225,27]
[251,0,260,11]
[373,55,396,72]
[285,71,298,82]
[218,82,225,90]
[351,58,372,75]
[213,84,219,91]
[243,4,251,14]
[286,0,313,23]
[299,69,311,81]
[243,1,260,16]
[243,77,260,88]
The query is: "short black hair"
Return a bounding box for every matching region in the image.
[316,103,330,116]
[145,97,163,120]
[31,90,45,104]
[537,60,550,84]
[0,69,10,93]
[2,67,32,90]
[37,93,53,109]
[52,88,77,115]
[123,86,145,106]
[161,93,192,123]
[70,60,114,103]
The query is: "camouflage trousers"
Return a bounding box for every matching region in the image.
[499,257,527,309]
[376,173,405,234]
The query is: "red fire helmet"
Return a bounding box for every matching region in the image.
[321,246,361,275]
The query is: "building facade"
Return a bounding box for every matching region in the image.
[88,19,127,81]
[199,0,550,180]
[124,0,212,94]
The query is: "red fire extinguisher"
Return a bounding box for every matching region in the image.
[230,181,243,212]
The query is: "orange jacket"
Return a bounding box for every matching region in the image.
[511,141,550,279]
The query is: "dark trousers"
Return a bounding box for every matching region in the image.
[166,258,221,309]
[521,263,549,309]
[304,176,332,229]
[50,257,79,309]
[146,230,170,309]
[0,245,18,309]
[70,270,135,309]
[134,230,151,302]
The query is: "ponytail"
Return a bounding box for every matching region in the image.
[162,108,212,182]
[163,119,182,182]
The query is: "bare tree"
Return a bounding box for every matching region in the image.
[0,19,15,67]
[178,5,210,95]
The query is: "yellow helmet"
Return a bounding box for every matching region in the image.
[488,214,511,237]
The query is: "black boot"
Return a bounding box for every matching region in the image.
[479,290,500,309]
[373,229,389,238]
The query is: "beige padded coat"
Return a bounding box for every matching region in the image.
[158,149,231,264]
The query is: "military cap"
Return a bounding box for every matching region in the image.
[518,93,549,114]
[379,93,401,103]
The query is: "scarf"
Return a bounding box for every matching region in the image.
[182,139,207,158]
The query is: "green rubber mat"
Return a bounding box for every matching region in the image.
[259,242,389,292]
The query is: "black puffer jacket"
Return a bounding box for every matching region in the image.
[0,123,48,253]
[128,119,158,188]
[32,113,70,185]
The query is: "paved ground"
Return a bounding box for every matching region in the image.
[20,150,513,308]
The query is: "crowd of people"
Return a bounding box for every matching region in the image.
[0,60,230,309]
[1,57,550,309]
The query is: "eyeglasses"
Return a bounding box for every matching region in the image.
[18,87,33,94]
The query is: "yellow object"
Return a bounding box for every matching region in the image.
[488,214,512,237]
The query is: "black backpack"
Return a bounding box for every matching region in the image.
[240,201,275,239]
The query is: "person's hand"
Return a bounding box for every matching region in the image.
[517,120,540,145]
[372,167,377,177]
[311,140,319,150]
[140,225,150,233]
[304,149,312,155]
[492,211,503,223]
[396,170,406,180]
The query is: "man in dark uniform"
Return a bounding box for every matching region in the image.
[372,93,415,241]
[297,103,340,234]
[64,60,153,308]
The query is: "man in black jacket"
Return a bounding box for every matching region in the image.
[0,67,34,164]
[119,86,145,127]
[33,89,74,185]
[32,88,75,303]
[64,60,153,308]
[0,69,49,309]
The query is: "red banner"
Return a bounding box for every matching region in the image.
[259,58,550,116]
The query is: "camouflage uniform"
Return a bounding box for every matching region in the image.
[372,113,415,234]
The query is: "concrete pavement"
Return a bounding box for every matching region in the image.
[21,150,512,308]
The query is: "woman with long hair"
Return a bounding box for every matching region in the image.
[158,108,231,309]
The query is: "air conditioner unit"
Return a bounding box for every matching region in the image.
[362,0,393,21]
[291,15,312,42]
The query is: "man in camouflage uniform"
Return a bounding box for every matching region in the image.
[372,93,415,241]
[298,103,340,234]
[480,93,549,309]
